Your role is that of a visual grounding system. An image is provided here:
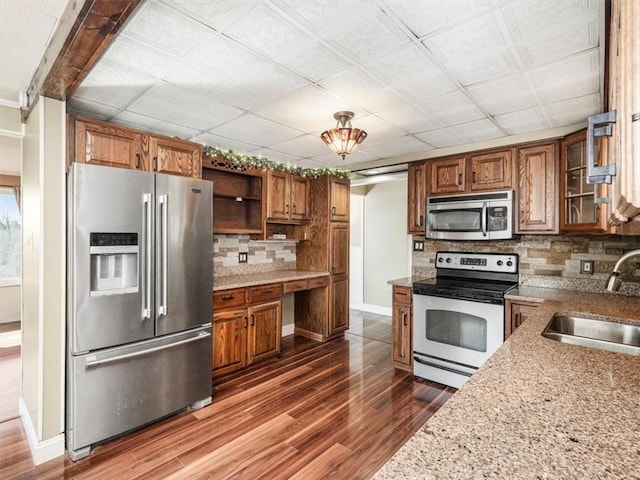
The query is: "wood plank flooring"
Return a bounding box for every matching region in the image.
[0,311,455,480]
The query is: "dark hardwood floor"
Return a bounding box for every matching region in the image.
[0,311,454,480]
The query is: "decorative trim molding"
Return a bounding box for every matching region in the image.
[202,147,350,179]
[282,323,295,337]
[19,396,65,465]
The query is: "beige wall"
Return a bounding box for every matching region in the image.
[363,178,410,308]
[21,96,66,459]
[0,104,22,132]
[0,285,21,323]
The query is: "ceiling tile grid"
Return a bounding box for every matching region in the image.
[47,0,606,169]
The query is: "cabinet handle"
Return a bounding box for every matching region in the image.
[419,214,423,226]
[250,314,255,326]
[261,289,273,294]
[292,204,296,214]
[153,156,158,171]
[332,206,336,215]
[220,294,234,300]
[135,153,141,169]
[285,204,289,214]
[472,171,476,183]
[514,312,520,329]
[402,311,408,326]
[244,316,248,328]
[458,173,462,185]
[397,291,408,296]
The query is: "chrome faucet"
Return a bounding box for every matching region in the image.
[606,249,640,291]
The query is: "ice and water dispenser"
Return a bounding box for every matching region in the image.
[89,233,139,296]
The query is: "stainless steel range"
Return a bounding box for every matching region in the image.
[413,251,518,388]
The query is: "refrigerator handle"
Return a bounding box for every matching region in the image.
[143,193,153,319]
[158,194,169,316]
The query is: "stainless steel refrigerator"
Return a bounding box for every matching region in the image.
[66,163,213,461]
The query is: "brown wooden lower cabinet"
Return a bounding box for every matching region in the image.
[247,300,282,364]
[392,285,413,370]
[212,309,247,377]
[505,299,540,338]
[329,275,349,336]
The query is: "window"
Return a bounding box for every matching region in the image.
[0,187,21,285]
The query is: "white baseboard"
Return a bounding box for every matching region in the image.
[282,323,295,337]
[19,396,65,465]
[0,313,20,323]
[350,303,392,317]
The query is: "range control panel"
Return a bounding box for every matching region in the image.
[435,251,518,274]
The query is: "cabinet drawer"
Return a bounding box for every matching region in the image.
[247,283,283,304]
[307,276,329,289]
[393,286,412,306]
[283,279,308,293]
[213,288,246,310]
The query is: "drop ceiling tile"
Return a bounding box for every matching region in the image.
[452,118,505,143]
[224,4,313,60]
[253,85,345,134]
[246,148,302,165]
[323,8,408,63]
[358,135,433,158]
[352,115,408,144]
[415,128,466,148]
[66,98,120,120]
[544,93,601,127]
[387,0,494,37]
[367,45,457,101]
[123,1,209,57]
[127,82,205,119]
[270,134,329,159]
[319,68,389,112]
[528,49,600,104]
[151,122,200,140]
[295,158,332,168]
[193,132,259,153]
[467,73,536,116]
[211,114,304,147]
[417,91,485,126]
[272,40,351,82]
[423,12,518,85]
[164,99,244,131]
[73,61,156,109]
[494,107,550,135]
[164,0,258,31]
[102,36,179,80]
[113,110,161,131]
[162,61,230,97]
[375,103,444,134]
[309,148,377,168]
[249,64,308,102]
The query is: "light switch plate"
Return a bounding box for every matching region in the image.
[238,252,248,263]
[580,259,594,275]
[413,240,425,252]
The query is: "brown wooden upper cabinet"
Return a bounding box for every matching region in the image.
[149,135,202,178]
[559,130,611,233]
[515,142,558,234]
[407,161,427,234]
[71,116,202,179]
[266,171,310,223]
[329,177,350,222]
[470,150,512,191]
[428,157,466,194]
[74,116,146,170]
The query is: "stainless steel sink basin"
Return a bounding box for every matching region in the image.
[542,314,640,356]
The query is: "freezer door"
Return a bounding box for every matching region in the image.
[68,163,155,353]
[67,326,212,459]
[155,174,213,335]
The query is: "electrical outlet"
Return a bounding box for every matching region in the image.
[413,240,425,252]
[238,252,248,263]
[580,259,594,275]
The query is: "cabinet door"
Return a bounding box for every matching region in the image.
[505,300,539,338]
[266,171,290,220]
[212,309,247,376]
[407,161,427,234]
[247,300,282,364]
[149,135,202,178]
[290,175,311,221]
[329,275,349,336]
[75,118,146,170]
[429,157,466,194]
[559,131,610,233]
[470,150,512,191]
[516,143,558,233]
[330,177,350,222]
[392,304,412,368]
[330,223,349,276]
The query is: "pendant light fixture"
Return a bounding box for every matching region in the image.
[320,111,367,160]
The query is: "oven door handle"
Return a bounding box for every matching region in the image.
[413,354,475,377]
[481,201,488,237]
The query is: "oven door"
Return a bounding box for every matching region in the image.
[413,294,504,387]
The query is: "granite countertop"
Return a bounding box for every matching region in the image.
[213,270,329,291]
[388,276,433,288]
[375,287,640,479]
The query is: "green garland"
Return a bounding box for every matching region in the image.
[202,146,350,179]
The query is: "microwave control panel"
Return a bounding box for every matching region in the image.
[435,252,518,274]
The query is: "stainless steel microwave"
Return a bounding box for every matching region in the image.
[426,190,514,240]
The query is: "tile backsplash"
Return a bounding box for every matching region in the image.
[412,234,640,296]
[214,235,297,277]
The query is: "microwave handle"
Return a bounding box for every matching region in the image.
[481,202,488,237]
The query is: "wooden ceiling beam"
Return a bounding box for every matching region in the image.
[22,0,141,122]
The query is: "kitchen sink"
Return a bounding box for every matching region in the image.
[541,314,640,356]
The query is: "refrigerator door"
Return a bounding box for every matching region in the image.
[66,326,212,460]
[155,174,213,336]
[68,164,155,353]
